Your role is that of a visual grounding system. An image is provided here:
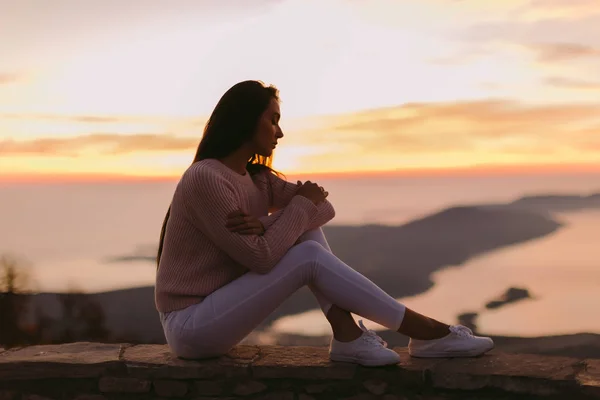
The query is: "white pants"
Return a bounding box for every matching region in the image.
[160,228,406,359]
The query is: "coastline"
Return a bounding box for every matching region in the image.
[13,193,600,356]
[22,202,563,341]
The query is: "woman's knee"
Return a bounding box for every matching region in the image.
[290,240,326,260]
[271,240,329,285]
[297,228,325,242]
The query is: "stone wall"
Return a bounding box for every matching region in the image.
[0,342,598,399]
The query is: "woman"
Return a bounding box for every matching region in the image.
[155,80,494,366]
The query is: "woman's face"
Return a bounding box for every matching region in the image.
[252,98,283,157]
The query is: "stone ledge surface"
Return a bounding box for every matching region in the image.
[0,342,598,399]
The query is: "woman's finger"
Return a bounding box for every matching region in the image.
[228,221,247,231]
[227,217,253,229]
[226,216,246,228]
[230,220,261,232]
[226,209,245,219]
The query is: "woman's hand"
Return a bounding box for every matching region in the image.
[296,180,328,205]
[226,210,265,235]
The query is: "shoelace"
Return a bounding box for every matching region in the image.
[450,325,474,338]
[358,320,388,348]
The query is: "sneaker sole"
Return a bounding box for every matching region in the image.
[409,342,495,358]
[330,354,400,367]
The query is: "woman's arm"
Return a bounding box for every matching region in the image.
[265,171,300,211]
[182,167,319,274]
[259,200,335,231]
[260,171,335,230]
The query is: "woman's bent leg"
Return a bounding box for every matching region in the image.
[291,231,493,359]
[296,228,333,313]
[166,240,405,359]
[297,228,405,328]
[297,229,365,341]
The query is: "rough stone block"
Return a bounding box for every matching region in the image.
[0,391,16,400]
[577,359,600,397]
[124,345,257,379]
[341,394,378,400]
[251,391,294,400]
[98,376,151,393]
[191,398,236,400]
[304,381,356,396]
[22,395,53,400]
[153,379,189,397]
[252,346,356,380]
[0,342,123,380]
[355,349,440,390]
[430,352,581,396]
[391,348,444,387]
[304,384,329,394]
[72,395,107,400]
[381,395,405,400]
[0,344,596,400]
[363,379,387,395]
[232,380,267,396]
[194,380,225,396]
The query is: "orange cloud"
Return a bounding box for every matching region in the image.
[545,76,600,90]
[0,112,206,125]
[280,99,600,174]
[531,43,600,62]
[0,73,22,85]
[462,15,600,60]
[3,100,599,178]
[427,47,491,65]
[306,99,600,149]
[527,0,600,15]
[0,133,198,156]
[70,116,124,123]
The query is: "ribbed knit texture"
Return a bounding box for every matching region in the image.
[155,159,336,313]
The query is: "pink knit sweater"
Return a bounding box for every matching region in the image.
[155,159,336,312]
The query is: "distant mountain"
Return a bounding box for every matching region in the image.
[105,192,599,265]
[12,191,599,357]
[507,193,600,212]
[23,202,562,345]
[321,205,560,298]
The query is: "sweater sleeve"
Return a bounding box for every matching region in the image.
[181,166,319,274]
[266,171,300,211]
[261,172,335,230]
[259,200,335,232]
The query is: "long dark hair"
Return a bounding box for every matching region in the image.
[157,80,280,268]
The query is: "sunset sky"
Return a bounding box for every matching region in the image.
[1,0,600,180]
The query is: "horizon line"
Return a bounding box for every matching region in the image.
[2,163,600,184]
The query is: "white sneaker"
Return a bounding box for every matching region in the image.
[409,325,494,358]
[329,320,401,367]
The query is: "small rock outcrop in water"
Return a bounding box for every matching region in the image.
[455,287,533,334]
[486,287,532,309]
[457,312,479,332]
